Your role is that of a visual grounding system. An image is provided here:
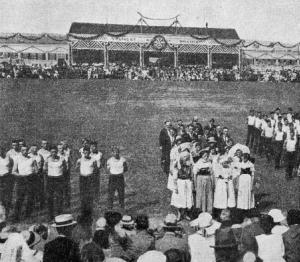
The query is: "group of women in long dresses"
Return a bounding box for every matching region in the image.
[168,136,255,220]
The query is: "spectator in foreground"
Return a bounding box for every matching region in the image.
[282,209,300,262]
[43,214,81,262]
[137,250,166,262]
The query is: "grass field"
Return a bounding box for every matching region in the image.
[0,79,299,223]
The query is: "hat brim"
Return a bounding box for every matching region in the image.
[51,221,77,228]
[28,232,41,248]
[121,221,135,226]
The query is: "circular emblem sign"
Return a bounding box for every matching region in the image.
[152,35,167,51]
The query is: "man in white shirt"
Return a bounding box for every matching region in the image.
[12,145,38,222]
[246,109,256,149]
[90,141,102,199]
[284,130,297,179]
[76,146,97,215]
[37,140,50,162]
[253,111,263,154]
[273,123,286,169]
[106,147,128,210]
[262,119,274,162]
[6,139,21,163]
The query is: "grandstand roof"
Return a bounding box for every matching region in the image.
[0,33,69,44]
[69,22,240,39]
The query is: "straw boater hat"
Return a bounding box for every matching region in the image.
[268,209,286,223]
[208,137,217,143]
[51,214,77,228]
[95,217,107,231]
[121,215,135,226]
[163,214,179,229]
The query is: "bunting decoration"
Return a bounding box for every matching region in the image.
[0,33,68,42]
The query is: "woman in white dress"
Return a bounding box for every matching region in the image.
[236,153,255,210]
[193,150,214,214]
[213,153,236,211]
[171,150,193,221]
[167,136,182,191]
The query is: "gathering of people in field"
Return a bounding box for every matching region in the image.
[1,61,300,82]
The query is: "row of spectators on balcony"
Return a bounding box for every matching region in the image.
[0,62,300,82]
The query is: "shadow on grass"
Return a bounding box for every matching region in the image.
[125,199,161,213]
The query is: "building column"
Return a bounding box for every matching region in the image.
[104,43,109,69]
[207,46,210,68]
[238,48,242,70]
[69,44,72,65]
[297,59,300,65]
[174,46,178,67]
[139,45,144,67]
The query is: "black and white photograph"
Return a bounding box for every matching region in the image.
[0,0,299,261]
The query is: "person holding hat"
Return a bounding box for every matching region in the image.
[44,145,67,220]
[171,151,194,221]
[188,212,217,262]
[155,214,188,259]
[167,136,182,191]
[193,149,214,214]
[236,153,255,211]
[76,146,98,215]
[43,214,80,262]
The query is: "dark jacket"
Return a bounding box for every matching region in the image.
[282,225,300,262]
[43,236,81,262]
[240,222,264,253]
[159,128,172,155]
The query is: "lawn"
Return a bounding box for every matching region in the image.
[0,79,299,223]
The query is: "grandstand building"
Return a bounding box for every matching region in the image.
[68,22,242,69]
[0,33,69,66]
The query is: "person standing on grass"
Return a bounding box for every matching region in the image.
[159,120,173,175]
[0,147,13,216]
[284,129,297,179]
[12,145,38,222]
[106,147,128,210]
[253,111,263,154]
[76,146,97,215]
[90,141,103,199]
[37,139,50,162]
[44,145,67,220]
[246,109,256,149]
[6,139,21,163]
[29,144,45,210]
[57,143,71,208]
[273,122,285,169]
[261,119,274,162]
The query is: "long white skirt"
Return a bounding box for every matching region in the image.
[171,179,193,209]
[213,179,236,209]
[237,174,255,210]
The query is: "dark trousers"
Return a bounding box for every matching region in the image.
[286,151,296,178]
[13,175,35,220]
[80,175,94,214]
[0,175,13,214]
[63,170,71,207]
[93,171,100,199]
[246,125,255,148]
[107,174,125,210]
[47,176,64,219]
[161,150,171,174]
[253,128,261,154]
[264,137,273,161]
[34,172,45,209]
[273,140,283,168]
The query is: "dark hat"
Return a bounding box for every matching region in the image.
[211,227,238,249]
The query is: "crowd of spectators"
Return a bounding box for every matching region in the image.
[0,206,299,261]
[1,62,300,82]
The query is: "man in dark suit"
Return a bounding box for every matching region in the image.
[205,118,217,137]
[159,120,173,175]
[43,214,81,262]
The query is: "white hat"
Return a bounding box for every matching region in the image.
[51,214,77,228]
[105,258,126,262]
[95,217,106,231]
[190,212,213,228]
[243,251,256,262]
[268,209,286,223]
[163,213,177,227]
[121,215,135,226]
[137,251,166,262]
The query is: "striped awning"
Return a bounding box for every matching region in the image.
[72,40,104,50]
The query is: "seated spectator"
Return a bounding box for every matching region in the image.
[137,250,166,262]
[211,226,239,262]
[155,214,189,260]
[255,214,285,262]
[93,217,110,249]
[268,209,289,235]
[282,209,300,262]
[188,212,217,262]
[81,241,105,262]
[128,214,155,260]
[164,248,188,262]
[121,215,136,237]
